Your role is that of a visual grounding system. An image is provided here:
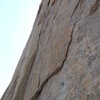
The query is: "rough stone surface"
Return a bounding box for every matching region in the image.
[1,0,100,100]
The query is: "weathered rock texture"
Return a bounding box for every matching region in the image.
[1,0,100,100]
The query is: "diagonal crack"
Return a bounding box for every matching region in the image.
[70,0,83,19]
[29,0,50,81]
[31,0,83,99]
[30,0,86,99]
[12,1,51,100]
[31,24,76,100]
[89,0,100,16]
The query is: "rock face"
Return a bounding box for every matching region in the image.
[1,0,100,100]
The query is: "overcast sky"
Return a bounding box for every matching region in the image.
[0,0,41,98]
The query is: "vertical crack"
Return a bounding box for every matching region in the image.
[48,0,51,6]
[31,23,76,100]
[30,0,51,75]
[31,0,83,99]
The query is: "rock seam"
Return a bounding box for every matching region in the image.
[31,0,83,99]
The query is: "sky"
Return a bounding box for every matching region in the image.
[0,0,41,98]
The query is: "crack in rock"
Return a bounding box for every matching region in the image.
[48,0,51,6]
[30,0,83,99]
[31,24,76,100]
[10,2,50,100]
[29,0,51,81]
[89,0,100,16]
[12,51,38,100]
[70,0,83,19]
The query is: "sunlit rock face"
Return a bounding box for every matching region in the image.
[1,0,100,100]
